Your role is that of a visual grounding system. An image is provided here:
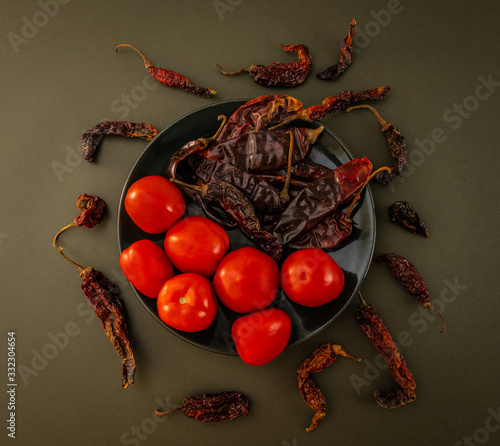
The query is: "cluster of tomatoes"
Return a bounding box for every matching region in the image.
[120,175,345,366]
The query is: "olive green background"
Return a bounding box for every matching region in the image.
[2,0,499,445]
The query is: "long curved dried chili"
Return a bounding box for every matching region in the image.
[346,104,406,184]
[377,253,445,332]
[52,194,106,247]
[273,156,372,245]
[156,392,250,422]
[316,19,356,81]
[81,121,158,162]
[57,247,135,388]
[297,343,361,431]
[356,292,416,408]
[116,44,217,98]
[172,179,282,260]
[388,201,429,237]
[217,44,312,87]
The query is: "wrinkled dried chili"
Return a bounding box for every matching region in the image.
[356,292,416,408]
[346,104,406,184]
[297,343,361,431]
[377,254,445,332]
[81,120,158,162]
[388,201,429,237]
[172,179,283,260]
[273,156,372,245]
[316,19,356,81]
[155,392,249,422]
[53,194,106,247]
[116,44,217,98]
[217,44,312,87]
[57,247,135,388]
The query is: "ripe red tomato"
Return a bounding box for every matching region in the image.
[157,273,217,332]
[125,175,185,234]
[164,216,230,277]
[213,247,279,313]
[280,248,344,307]
[232,308,291,366]
[120,239,174,298]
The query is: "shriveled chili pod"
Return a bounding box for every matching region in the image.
[346,104,406,184]
[81,120,158,162]
[297,343,361,432]
[53,194,106,247]
[356,292,416,408]
[377,253,445,332]
[57,247,135,388]
[388,201,429,237]
[172,179,283,260]
[316,19,356,81]
[217,44,312,87]
[156,391,249,422]
[116,44,217,98]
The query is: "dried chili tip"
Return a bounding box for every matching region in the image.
[81,120,159,162]
[56,247,136,388]
[376,254,446,333]
[116,44,217,98]
[316,18,356,81]
[155,392,250,422]
[389,201,429,238]
[52,194,106,247]
[217,43,312,87]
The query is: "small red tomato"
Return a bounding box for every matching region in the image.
[213,247,279,313]
[232,308,291,366]
[164,216,230,277]
[157,273,217,332]
[120,239,174,298]
[280,248,344,307]
[125,175,185,234]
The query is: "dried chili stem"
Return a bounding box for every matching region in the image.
[198,115,227,146]
[57,247,92,276]
[155,406,182,417]
[52,222,76,247]
[346,104,389,129]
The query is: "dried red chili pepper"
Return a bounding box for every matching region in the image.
[356,292,416,408]
[346,104,406,184]
[201,126,324,173]
[316,19,356,81]
[116,44,217,98]
[389,201,429,237]
[377,253,445,332]
[172,179,283,260]
[155,391,249,422]
[57,247,135,388]
[81,120,158,162]
[217,44,312,87]
[53,194,106,247]
[273,156,372,245]
[297,343,361,432]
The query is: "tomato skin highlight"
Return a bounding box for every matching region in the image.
[280,248,345,307]
[125,175,185,234]
[164,216,230,277]
[232,308,291,366]
[157,273,217,332]
[120,239,174,298]
[213,247,279,313]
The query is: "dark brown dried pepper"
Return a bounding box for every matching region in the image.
[81,120,158,162]
[346,104,406,184]
[297,343,361,432]
[389,201,429,237]
[52,194,106,247]
[316,19,356,81]
[217,44,312,87]
[377,253,445,332]
[116,44,217,98]
[155,392,249,422]
[356,292,416,408]
[57,247,136,388]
